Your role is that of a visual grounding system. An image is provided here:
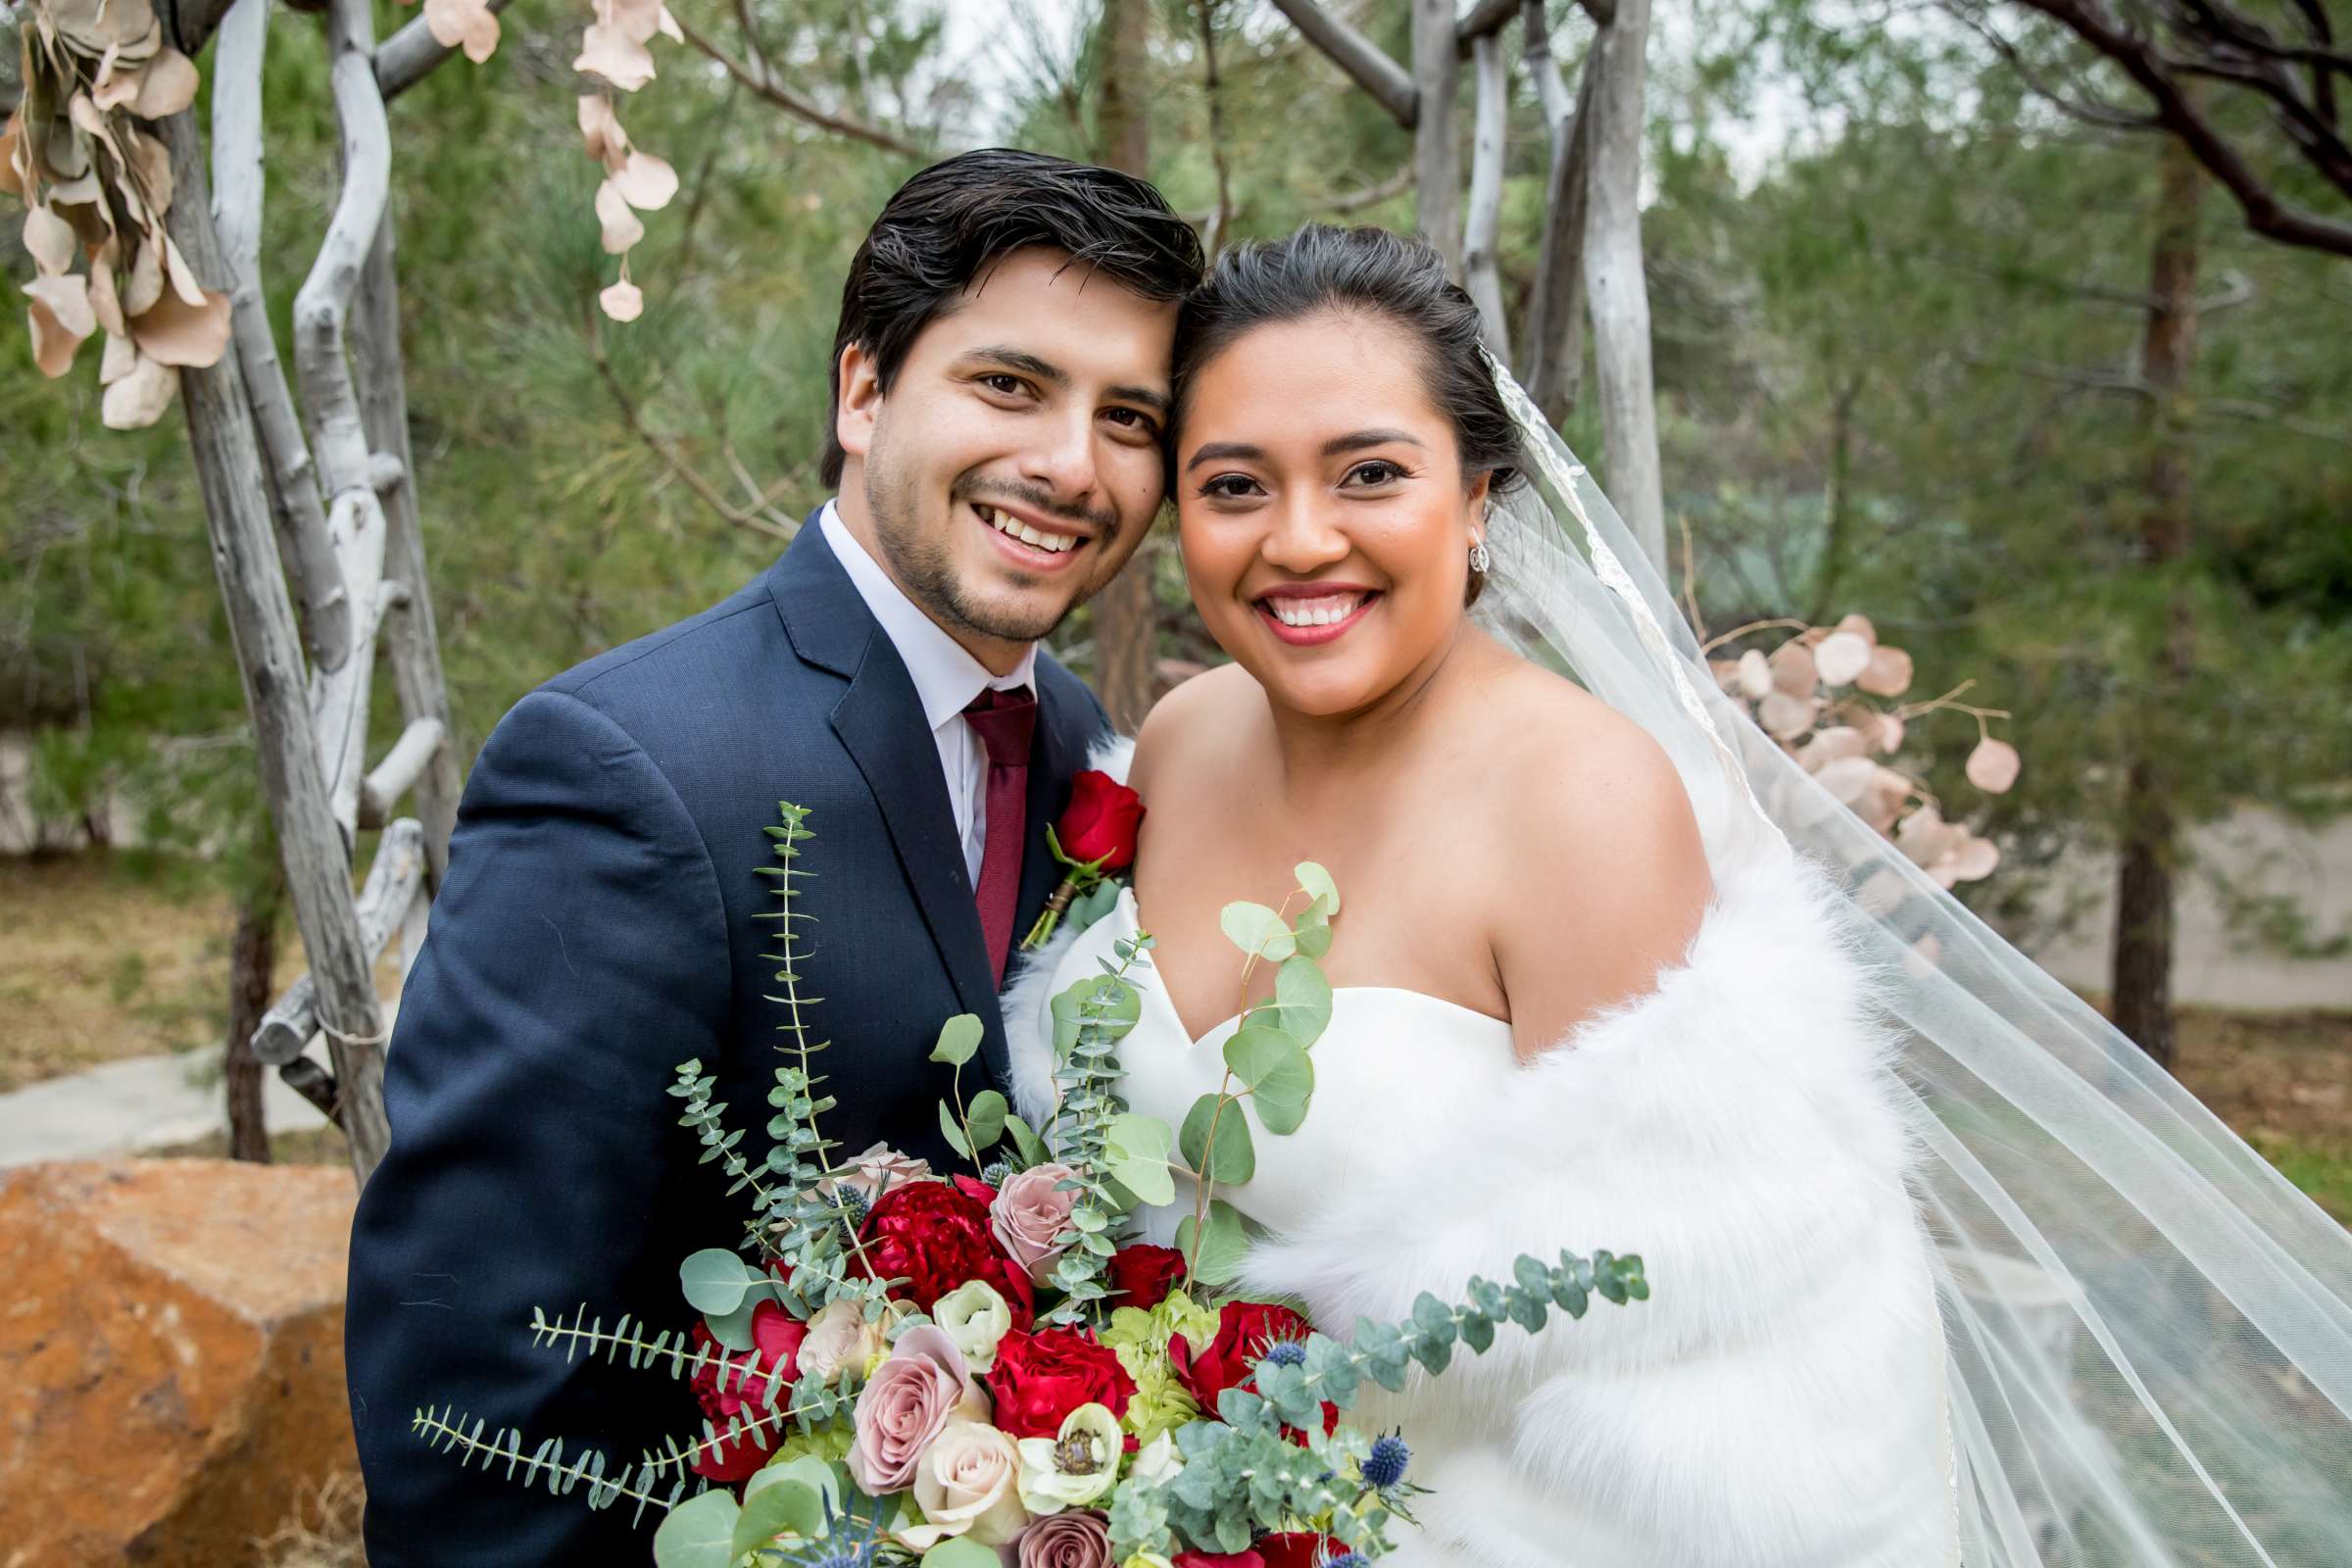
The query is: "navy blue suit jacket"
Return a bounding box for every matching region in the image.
[346,520,1109,1562]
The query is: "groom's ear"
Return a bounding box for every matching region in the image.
[834,342,883,465]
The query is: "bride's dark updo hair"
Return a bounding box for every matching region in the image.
[1173,224,1526,604]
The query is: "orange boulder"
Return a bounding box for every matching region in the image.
[0,1158,360,1566]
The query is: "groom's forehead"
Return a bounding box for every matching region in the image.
[910,251,1178,378]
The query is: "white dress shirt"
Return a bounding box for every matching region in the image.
[819,501,1037,888]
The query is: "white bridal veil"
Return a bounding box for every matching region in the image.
[1474,359,2352,1567]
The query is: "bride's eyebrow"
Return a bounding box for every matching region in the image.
[1185,440,1264,472]
[1323,428,1424,457]
[1184,429,1425,473]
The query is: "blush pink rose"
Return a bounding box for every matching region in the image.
[849,1325,986,1494]
[991,1162,1080,1284]
[1015,1509,1114,1568]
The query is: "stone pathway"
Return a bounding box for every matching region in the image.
[0,1046,327,1167]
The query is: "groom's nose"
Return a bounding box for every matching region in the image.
[1014,412,1102,516]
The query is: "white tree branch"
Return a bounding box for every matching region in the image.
[1464,32,1509,349]
[1267,0,1418,127]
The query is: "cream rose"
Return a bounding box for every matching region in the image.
[899,1418,1029,1549]
[991,1161,1080,1284]
[848,1325,985,1494]
[798,1298,885,1387]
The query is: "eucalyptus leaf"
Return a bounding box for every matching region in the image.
[1223,1025,1315,1135]
[1219,901,1296,962]
[930,1013,985,1066]
[1270,956,1333,1048]
[1179,1090,1255,1186]
[1104,1111,1176,1205]
[700,1294,759,1351]
[1292,906,1333,960]
[752,1453,844,1516]
[1005,1113,1049,1169]
[938,1099,973,1159]
[732,1477,824,1556]
[1296,860,1340,915]
[1174,1198,1250,1286]
[921,1537,1003,1568]
[966,1089,1008,1150]
[652,1489,739,1568]
[678,1249,752,1316]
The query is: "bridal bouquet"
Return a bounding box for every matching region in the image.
[415,802,1648,1566]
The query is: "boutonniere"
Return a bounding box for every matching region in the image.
[1021,769,1145,949]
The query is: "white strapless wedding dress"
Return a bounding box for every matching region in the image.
[1005,852,1962,1568]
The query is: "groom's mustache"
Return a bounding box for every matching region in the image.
[954,478,1118,543]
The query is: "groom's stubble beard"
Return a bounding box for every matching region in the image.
[862,456,1131,647]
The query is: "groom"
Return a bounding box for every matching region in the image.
[345,148,1200,1562]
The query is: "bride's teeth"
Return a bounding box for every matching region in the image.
[1266,594,1365,628]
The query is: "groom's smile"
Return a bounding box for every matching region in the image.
[831,246,1178,676]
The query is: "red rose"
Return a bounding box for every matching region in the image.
[1105,1243,1187,1312]
[1170,1536,1336,1568]
[854,1176,1035,1328]
[1256,1535,1337,1568]
[984,1325,1138,1439]
[1058,770,1145,870]
[686,1300,807,1481]
[1171,1299,1336,1440]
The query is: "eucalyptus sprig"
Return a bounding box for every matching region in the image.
[1036,932,1155,1323]
[748,803,892,1321]
[1175,862,1340,1285]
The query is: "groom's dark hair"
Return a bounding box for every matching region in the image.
[821,148,1203,487]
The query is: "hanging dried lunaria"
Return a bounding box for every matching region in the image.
[1710,609,2020,879]
[569,0,682,320]
[3,0,228,427]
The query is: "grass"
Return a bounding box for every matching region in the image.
[0,854,299,1093]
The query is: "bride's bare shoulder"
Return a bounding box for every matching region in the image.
[1468,660,1714,1054]
[1131,662,1257,800]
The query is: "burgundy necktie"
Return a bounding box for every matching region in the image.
[963,686,1037,984]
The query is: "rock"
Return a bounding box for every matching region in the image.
[0,1158,360,1567]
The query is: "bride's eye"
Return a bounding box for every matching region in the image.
[1196,473,1264,502]
[1342,459,1412,488]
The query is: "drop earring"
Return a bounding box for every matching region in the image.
[1469,538,1491,574]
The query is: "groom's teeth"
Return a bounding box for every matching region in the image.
[978,504,1076,553]
[1266,594,1366,628]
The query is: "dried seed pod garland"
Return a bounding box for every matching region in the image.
[3,0,226,426]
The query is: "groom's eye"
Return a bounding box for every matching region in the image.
[1102,407,1161,444]
[977,373,1031,400]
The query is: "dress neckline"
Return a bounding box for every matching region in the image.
[1104,885,1515,1050]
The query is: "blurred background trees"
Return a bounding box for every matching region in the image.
[1,0,2347,1159]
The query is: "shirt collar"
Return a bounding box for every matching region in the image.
[819,499,1036,731]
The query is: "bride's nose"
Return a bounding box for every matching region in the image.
[1256,495,1351,574]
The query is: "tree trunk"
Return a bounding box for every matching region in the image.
[1411,0,1463,277]
[2110,133,2203,1070]
[1581,0,1668,571]
[224,870,283,1163]
[156,103,391,1182]
[1089,0,1161,732]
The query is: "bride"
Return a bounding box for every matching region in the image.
[1009,225,2352,1565]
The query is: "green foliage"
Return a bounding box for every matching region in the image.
[1037,935,1155,1322]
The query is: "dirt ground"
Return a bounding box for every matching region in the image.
[6,851,2349,1216]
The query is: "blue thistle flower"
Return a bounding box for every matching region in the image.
[1360,1432,1411,1490]
[1263,1340,1307,1368]
[1322,1554,1370,1568]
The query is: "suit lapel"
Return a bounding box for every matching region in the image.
[769,523,1004,1078]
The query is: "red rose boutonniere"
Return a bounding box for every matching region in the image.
[1021,768,1145,949]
